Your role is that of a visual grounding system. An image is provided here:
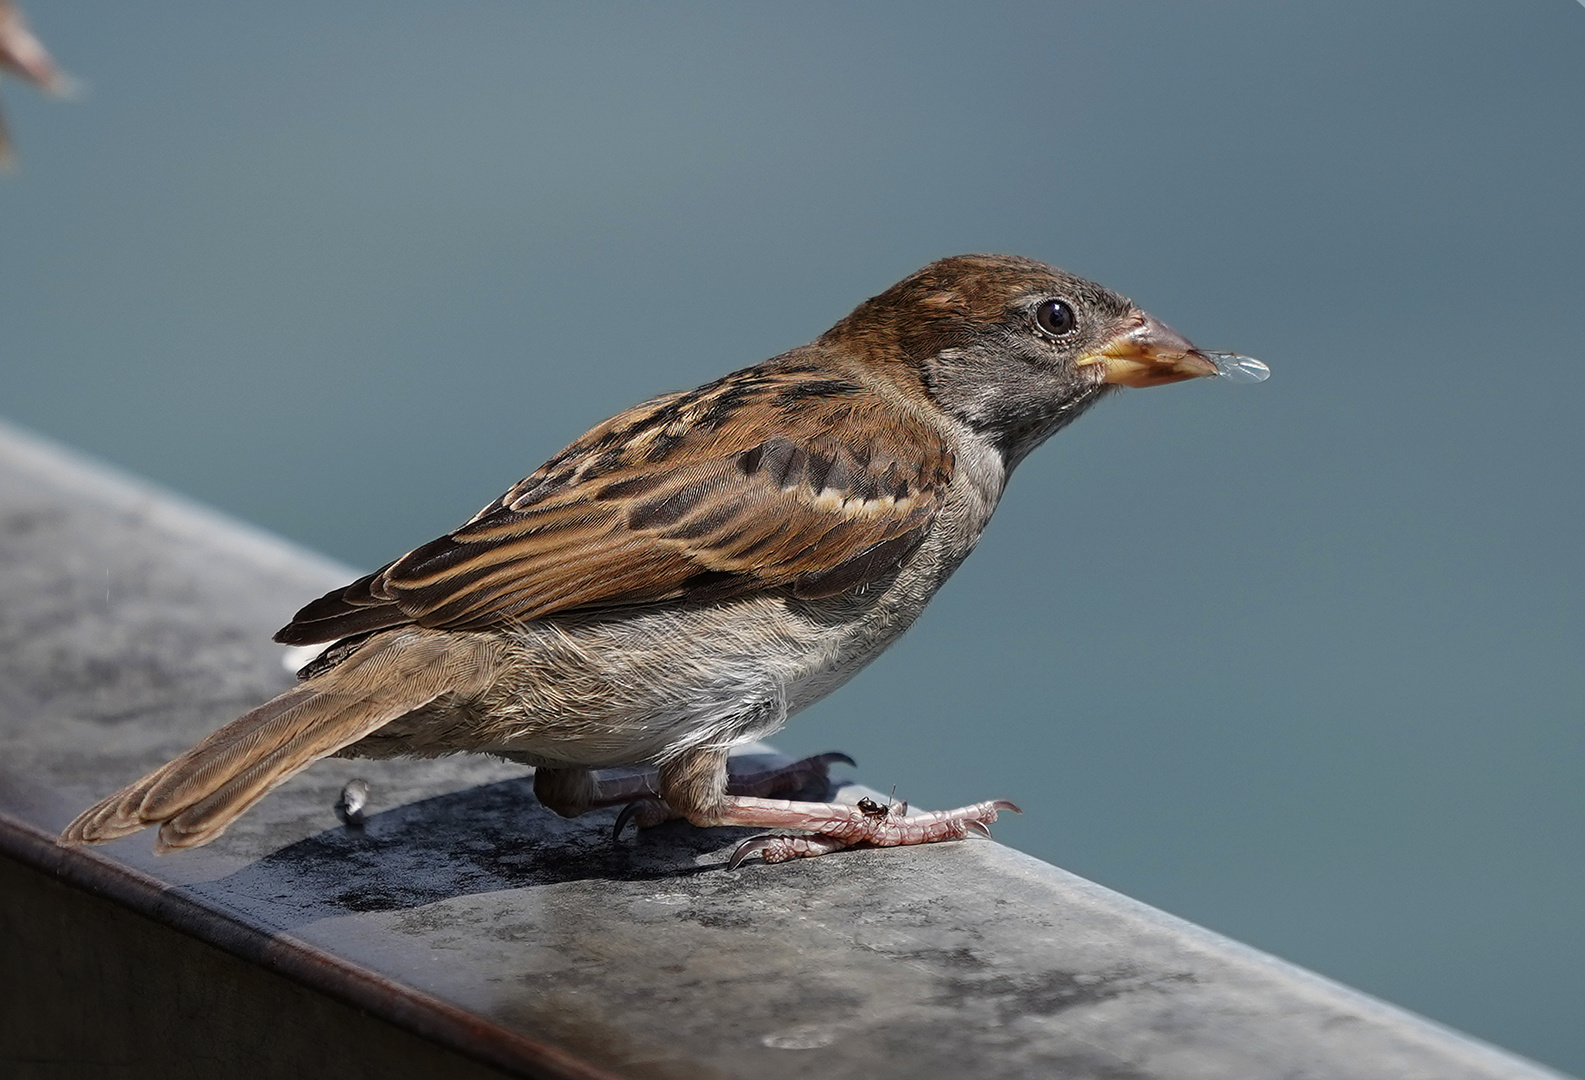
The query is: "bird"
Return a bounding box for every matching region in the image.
[62,254,1224,867]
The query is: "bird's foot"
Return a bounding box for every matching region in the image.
[723,796,1019,869]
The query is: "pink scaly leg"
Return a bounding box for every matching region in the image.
[717,796,1020,869]
[626,747,1018,867]
[592,751,856,839]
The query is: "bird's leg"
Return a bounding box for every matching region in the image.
[534,766,679,836]
[533,765,649,817]
[717,796,1019,868]
[610,751,855,837]
[656,749,1018,868]
[534,754,856,838]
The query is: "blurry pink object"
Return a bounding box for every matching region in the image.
[0,0,71,166]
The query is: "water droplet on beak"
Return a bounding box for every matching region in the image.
[1207,352,1271,384]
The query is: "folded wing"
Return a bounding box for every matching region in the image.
[277,365,955,645]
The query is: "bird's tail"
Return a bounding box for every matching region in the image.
[60,628,494,853]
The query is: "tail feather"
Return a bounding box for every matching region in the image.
[149,688,437,852]
[137,687,320,819]
[61,629,493,852]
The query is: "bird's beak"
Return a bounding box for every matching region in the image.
[1078,312,1219,388]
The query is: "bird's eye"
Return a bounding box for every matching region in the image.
[1035,299,1077,337]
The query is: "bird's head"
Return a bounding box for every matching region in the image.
[827,254,1217,465]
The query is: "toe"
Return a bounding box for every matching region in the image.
[611,797,670,842]
[727,834,783,870]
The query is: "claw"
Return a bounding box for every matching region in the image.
[994,799,1022,815]
[612,799,646,843]
[964,820,993,838]
[813,752,857,769]
[728,834,782,870]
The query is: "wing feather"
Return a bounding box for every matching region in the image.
[276,362,955,645]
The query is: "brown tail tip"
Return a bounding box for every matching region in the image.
[59,796,148,847]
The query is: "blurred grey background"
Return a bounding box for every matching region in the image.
[2,1,1582,1073]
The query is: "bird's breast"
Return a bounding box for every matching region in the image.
[782,422,1007,711]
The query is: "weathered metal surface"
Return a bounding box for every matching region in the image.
[0,852,524,1080]
[0,420,1567,1080]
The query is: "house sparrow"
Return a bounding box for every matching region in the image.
[63,254,1225,866]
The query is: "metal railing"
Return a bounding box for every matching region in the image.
[0,419,1566,1080]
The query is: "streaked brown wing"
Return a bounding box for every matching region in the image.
[276,365,954,645]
